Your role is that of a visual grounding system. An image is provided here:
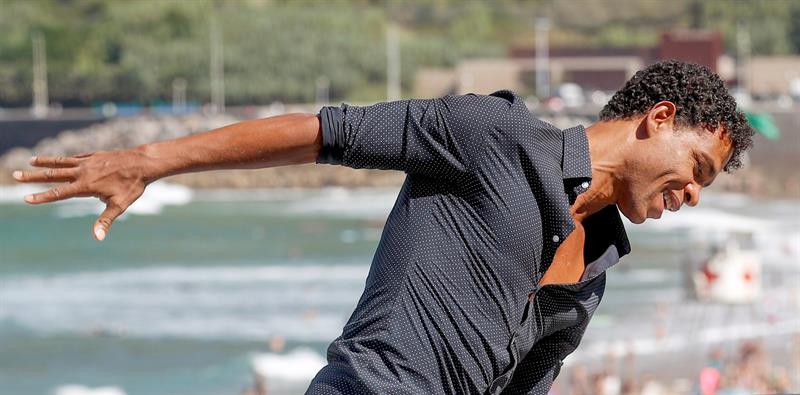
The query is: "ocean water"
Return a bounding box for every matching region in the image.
[1,184,798,395]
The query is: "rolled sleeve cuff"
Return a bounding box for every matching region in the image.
[316,105,346,165]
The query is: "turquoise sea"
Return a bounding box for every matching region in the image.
[1,184,798,395]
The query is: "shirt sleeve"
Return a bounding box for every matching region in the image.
[316,91,515,179]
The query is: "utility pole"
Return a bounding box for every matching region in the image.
[31,31,49,119]
[535,17,550,99]
[316,76,330,107]
[689,0,703,29]
[736,20,751,93]
[209,16,225,114]
[172,78,187,113]
[386,23,401,101]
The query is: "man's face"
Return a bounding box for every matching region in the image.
[617,118,734,224]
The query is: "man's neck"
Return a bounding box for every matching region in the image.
[570,120,632,223]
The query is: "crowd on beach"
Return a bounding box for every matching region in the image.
[550,336,799,395]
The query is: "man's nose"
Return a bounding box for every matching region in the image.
[683,183,701,207]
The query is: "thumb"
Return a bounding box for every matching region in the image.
[94,204,124,241]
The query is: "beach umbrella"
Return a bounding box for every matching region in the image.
[745,112,780,140]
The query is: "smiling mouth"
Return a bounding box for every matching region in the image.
[662,190,680,212]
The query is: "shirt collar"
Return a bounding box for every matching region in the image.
[595,204,632,257]
[561,125,593,180]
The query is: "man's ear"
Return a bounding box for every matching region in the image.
[644,101,677,138]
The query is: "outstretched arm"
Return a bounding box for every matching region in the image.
[12,113,322,241]
[139,113,322,177]
[13,90,516,241]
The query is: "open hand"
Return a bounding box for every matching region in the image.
[12,150,152,241]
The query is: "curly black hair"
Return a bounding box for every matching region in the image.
[599,59,754,171]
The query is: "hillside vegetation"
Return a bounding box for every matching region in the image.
[1,0,798,106]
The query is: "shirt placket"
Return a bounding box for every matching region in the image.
[488,206,574,393]
[487,272,554,394]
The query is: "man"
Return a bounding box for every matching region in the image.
[13,60,753,394]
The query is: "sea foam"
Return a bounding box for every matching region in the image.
[0,264,369,342]
[251,348,327,382]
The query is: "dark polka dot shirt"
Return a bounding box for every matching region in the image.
[309,90,631,395]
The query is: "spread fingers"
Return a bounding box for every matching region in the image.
[29,155,82,168]
[23,183,83,204]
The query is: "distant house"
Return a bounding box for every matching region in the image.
[745,57,800,97]
[415,30,736,98]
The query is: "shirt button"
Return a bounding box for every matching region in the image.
[581,181,590,189]
[552,234,560,243]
